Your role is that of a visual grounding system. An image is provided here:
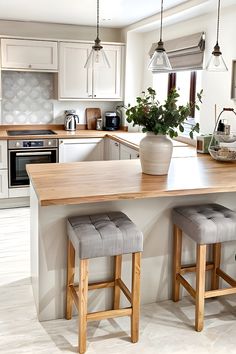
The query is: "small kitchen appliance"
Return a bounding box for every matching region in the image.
[104,111,120,131]
[64,110,79,131]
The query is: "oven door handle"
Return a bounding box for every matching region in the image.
[15,151,52,156]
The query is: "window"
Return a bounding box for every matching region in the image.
[153,70,202,136]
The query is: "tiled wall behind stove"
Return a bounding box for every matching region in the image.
[2,71,54,124]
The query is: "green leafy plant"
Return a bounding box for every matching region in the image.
[126,87,202,139]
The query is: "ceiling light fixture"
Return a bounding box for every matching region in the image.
[206,0,227,72]
[148,0,171,72]
[84,0,110,69]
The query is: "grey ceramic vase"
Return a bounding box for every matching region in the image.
[139,132,173,175]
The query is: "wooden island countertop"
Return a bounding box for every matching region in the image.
[26,155,236,207]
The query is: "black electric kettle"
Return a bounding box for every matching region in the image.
[64,110,79,131]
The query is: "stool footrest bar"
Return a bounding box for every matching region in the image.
[180,262,214,275]
[205,286,236,298]
[87,308,132,322]
[74,280,115,292]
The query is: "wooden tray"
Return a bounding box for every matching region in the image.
[85,108,101,130]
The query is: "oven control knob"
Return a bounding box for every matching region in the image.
[15,141,20,147]
[48,140,52,146]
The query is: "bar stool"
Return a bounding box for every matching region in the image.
[172,203,236,331]
[66,211,143,354]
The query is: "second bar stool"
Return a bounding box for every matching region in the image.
[172,203,236,331]
[66,211,143,353]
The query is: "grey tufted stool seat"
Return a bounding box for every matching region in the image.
[172,203,236,332]
[66,212,143,354]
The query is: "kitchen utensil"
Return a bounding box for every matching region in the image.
[86,108,101,130]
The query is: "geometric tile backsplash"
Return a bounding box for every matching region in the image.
[2,71,54,124]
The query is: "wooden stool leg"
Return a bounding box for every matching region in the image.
[66,239,75,320]
[113,255,122,309]
[195,244,206,332]
[211,243,221,290]
[131,252,141,343]
[172,225,182,302]
[79,259,88,354]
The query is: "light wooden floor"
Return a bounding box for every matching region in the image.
[1,207,236,354]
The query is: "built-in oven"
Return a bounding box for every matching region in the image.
[8,139,58,188]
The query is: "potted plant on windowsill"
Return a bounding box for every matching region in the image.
[126,87,202,175]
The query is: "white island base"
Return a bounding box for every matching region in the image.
[30,185,236,321]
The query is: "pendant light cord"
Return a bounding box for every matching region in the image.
[216,0,221,45]
[96,0,100,40]
[160,0,163,41]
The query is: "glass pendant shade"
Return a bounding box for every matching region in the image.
[148,0,171,72]
[206,44,228,72]
[84,0,110,69]
[148,42,172,71]
[206,0,227,72]
[84,43,110,69]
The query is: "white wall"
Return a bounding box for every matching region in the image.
[0,19,122,42]
[123,4,236,134]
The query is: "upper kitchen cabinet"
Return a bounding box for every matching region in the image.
[59,41,124,100]
[1,39,58,71]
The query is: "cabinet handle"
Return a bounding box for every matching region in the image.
[94,94,96,97]
[29,64,32,68]
[88,94,92,97]
[137,154,140,158]
[115,142,119,146]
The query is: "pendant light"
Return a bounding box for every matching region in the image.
[148,0,171,72]
[206,0,227,72]
[84,0,110,69]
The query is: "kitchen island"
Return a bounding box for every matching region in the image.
[27,156,236,321]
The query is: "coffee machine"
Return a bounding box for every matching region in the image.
[104,111,120,131]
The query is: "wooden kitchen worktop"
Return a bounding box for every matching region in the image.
[0,124,124,140]
[26,155,236,206]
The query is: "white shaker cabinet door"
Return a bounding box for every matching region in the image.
[119,143,139,160]
[0,141,7,169]
[0,170,8,199]
[93,45,123,100]
[106,139,120,160]
[59,138,104,162]
[59,42,92,99]
[1,39,58,71]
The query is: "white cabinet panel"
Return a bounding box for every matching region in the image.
[59,138,104,162]
[0,170,8,198]
[119,144,139,160]
[59,42,124,100]
[93,45,123,99]
[1,39,58,71]
[106,139,120,160]
[8,187,30,198]
[59,42,91,99]
[0,141,7,169]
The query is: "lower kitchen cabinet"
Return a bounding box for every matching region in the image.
[59,138,104,162]
[119,143,139,160]
[0,141,8,198]
[0,170,8,198]
[105,138,120,160]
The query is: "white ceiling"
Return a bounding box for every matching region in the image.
[0,0,234,29]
